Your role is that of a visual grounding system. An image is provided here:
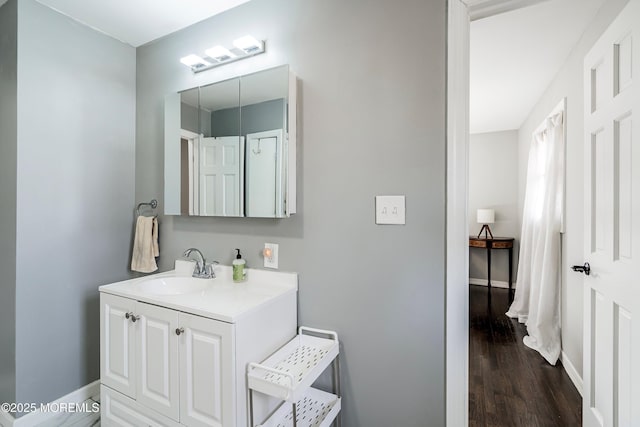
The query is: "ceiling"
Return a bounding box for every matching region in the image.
[470,0,608,134]
[34,0,250,47]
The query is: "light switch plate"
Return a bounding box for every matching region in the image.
[264,243,279,269]
[375,195,406,225]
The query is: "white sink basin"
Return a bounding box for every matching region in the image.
[133,276,213,295]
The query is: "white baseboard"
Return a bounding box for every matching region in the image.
[560,351,583,397]
[6,380,100,427]
[469,277,514,289]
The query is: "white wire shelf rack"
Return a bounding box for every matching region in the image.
[248,327,341,427]
[257,387,341,427]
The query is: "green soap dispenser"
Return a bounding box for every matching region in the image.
[232,248,246,282]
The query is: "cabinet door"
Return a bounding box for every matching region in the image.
[136,302,180,421]
[178,313,234,427]
[101,293,137,399]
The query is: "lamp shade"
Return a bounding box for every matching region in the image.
[477,209,495,224]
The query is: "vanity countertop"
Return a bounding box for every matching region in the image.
[99,262,298,323]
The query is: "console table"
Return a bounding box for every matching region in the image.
[469,237,514,290]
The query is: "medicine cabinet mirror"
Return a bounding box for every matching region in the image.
[164,65,296,218]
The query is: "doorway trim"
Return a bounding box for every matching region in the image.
[445,1,470,426]
[464,0,550,20]
[445,0,551,425]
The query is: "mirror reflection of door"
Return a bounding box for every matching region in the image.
[180,138,189,215]
[246,130,284,217]
[179,129,199,215]
[198,136,244,216]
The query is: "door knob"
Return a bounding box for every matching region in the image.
[176,327,184,336]
[571,262,590,275]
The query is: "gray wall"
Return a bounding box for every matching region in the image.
[517,0,629,378]
[469,130,519,284]
[14,0,136,407]
[0,0,17,407]
[181,101,211,136]
[136,0,446,425]
[211,99,284,137]
[181,102,199,133]
[182,98,284,137]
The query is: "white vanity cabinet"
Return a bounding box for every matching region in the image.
[99,266,297,427]
[101,294,233,426]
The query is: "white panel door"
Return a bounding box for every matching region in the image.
[199,136,244,216]
[101,293,137,399]
[178,313,234,427]
[246,129,284,218]
[136,302,180,422]
[199,137,218,216]
[583,1,640,426]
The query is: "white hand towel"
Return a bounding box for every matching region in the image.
[131,216,159,273]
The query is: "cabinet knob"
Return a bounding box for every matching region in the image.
[125,312,140,322]
[176,327,185,336]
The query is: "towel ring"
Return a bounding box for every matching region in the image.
[136,199,158,217]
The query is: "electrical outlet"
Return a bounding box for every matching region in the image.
[375,195,406,225]
[263,243,279,269]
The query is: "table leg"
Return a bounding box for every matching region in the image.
[508,247,513,292]
[487,245,492,289]
[292,402,298,427]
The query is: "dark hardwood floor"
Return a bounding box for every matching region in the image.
[469,284,582,427]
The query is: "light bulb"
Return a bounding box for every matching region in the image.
[179,54,210,67]
[233,35,263,53]
[205,46,236,62]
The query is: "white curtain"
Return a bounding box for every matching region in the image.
[506,111,565,365]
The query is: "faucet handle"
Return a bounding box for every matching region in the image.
[204,261,219,278]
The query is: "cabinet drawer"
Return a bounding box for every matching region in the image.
[101,385,181,427]
[491,241,513,249]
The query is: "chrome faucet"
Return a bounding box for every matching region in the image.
[182,248,218,279]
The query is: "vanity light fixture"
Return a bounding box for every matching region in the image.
[180,35,266,73]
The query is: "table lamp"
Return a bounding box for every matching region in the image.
[477,208,494,239]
